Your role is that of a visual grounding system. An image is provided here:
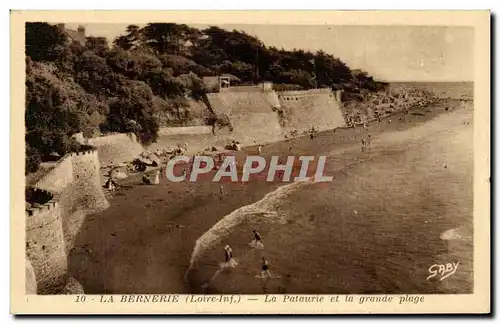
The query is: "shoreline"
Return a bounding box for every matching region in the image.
[188,102,473,294]
[67,97,469,294]
[106,96,468,192]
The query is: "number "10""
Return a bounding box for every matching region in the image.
[74,295,86,302]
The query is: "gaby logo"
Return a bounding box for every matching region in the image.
[163,155,333,183]
[427,262,460,281]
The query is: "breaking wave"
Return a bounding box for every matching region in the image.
[187,177,313,273]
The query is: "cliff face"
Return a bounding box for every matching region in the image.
[25,149,109,294]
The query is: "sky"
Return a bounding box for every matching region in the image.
[64,23,474,82]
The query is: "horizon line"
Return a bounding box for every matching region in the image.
[378,80,473,83]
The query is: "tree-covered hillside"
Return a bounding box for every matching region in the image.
[25,22,386,174]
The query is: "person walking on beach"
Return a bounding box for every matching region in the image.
[366,134,372,150]
[104,177,117,192]
[309,126,317,140]
[219,185,224,198]
[251,229,264,248]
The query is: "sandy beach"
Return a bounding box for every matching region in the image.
[67,98,472,294]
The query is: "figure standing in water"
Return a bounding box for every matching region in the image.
[223,245,237,268]
[261,257,271,278]
[224,245,232,262]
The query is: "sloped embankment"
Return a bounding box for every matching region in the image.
[277,88,346,133]
[206,91,283,144]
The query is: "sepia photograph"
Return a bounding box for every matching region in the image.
[11,10,490,314]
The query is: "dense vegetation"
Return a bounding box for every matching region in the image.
[25,22,386,174]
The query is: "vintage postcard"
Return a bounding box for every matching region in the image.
[11,10,490,314]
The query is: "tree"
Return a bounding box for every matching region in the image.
[74,50,116,95]
[281,69,315,89]
[143,23,195,55]
[158,54,211,76]
[314,50,352,88]
[107,48,162,81]
[174,72,207,101]
[113,24,143,50]
[55,41,86,76]
[103,80,159,145]
[25,22,67,61]
[25,60,99,168]
[25,143,42,174]
[85,36,110,57]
